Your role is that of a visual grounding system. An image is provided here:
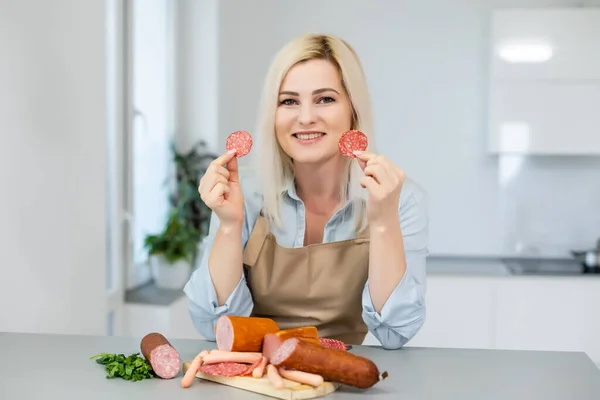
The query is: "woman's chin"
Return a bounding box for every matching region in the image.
[290,151,340,166]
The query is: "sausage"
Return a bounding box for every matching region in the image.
[242,356,265,377]
[201,351,262,365]
[319,337,348,351]
[215,315,279,352]
[252,356,269,378]
[278,368,324,387]
[275,326,319,341]
[140,332,181,379]
[181,353,203,388]
[267,364,284,389]
[263,327,320,361]
[269,337,383,389]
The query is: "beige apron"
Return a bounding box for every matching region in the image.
[242,215,370,345]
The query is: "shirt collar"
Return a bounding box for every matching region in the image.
[282,178,356,210]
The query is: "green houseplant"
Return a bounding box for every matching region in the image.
[143,140,217,289]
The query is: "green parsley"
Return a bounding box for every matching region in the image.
[90,352,155,381]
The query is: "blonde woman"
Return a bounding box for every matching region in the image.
[184,34,428,350]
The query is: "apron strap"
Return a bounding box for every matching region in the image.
[243,214,370,266]
[242,214,270,267]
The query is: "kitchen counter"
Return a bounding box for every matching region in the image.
[1,332,599,399]
[426,255,600,277]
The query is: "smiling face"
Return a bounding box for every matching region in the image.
[275,58,354,165]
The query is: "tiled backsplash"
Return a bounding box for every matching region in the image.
[499,155,600,258]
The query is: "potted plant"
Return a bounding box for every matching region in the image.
[143,140,217,289]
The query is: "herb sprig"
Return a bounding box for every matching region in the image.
[90,352,155,381]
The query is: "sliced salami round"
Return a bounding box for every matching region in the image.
[198,362,250,377]
[226,130,253,157]
[319,338,348,351]
[338,130,368,158]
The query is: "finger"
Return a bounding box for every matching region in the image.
[212,149,237,167]
[360,176,379,193]
[364,164,389,185]
[207,163,230,180]
[227,156,240,184]
[207,182,230,205]
[353,151,376,171]
[199,173,228,195]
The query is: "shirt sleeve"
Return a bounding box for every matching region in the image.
[183,175,260,341]
[361,184,429,349]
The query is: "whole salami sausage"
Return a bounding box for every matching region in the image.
[215,315,279,352]
[269,337,384,389]
[140,332,181,379]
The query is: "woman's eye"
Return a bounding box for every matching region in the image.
[318,96,335,104]
[279,98,297,106]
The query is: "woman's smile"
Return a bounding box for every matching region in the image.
[293,130,326,144]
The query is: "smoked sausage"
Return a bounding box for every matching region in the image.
[215,315,279,352]
[263,326,320,361]
[269,337,384,389]
[140,332,181,379]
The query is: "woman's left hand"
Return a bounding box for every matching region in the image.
[354,151,405,227]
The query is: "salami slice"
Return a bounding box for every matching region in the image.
[319,338,348,351]
[226,130,253,157]
[198,362,250,377]
[338,130,368,158]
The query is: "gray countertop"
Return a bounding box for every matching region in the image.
[1,332,599,399]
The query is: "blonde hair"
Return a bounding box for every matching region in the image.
[254,34,375,234]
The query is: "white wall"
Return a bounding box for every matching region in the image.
[0,0,108,335]
[176,0,220,153]
[179,0,600,258]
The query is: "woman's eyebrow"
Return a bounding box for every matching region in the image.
[278,88,340,96]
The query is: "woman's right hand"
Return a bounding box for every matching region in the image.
[198,149,244,227]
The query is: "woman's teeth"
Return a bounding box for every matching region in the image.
[295,132,324,140]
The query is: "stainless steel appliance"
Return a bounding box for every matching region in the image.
[571,238,600,271]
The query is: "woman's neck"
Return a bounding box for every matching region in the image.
[294,158,345,215]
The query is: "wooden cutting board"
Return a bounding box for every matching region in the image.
[182,361,341,400]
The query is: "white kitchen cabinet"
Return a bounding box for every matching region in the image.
[488,8,600,155]
[406,277,496,349]
[494,277,600,363]
[491,9,600,80]
[488,81,600,155]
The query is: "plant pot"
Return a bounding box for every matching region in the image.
[150,255,192,290]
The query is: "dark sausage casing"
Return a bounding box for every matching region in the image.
[270,337,382,389]
[140,332,181,379]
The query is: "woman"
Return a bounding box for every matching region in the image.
[183,33,428,350]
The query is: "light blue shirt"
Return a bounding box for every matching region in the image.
[183,170,429,350]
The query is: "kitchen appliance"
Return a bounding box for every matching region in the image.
[502,257,594,275]
[571,238,600,272]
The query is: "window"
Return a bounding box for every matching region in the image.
[125,0,177,289]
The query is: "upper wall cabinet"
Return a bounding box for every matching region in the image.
[488,8,600,155]
[491,8,600,80]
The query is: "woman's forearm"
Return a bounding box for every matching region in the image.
[368,220,407,313]
[208,223,244,306]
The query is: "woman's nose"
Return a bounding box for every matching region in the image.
[298,103,316,126]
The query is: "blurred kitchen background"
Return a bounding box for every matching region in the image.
[1,0,599,367]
